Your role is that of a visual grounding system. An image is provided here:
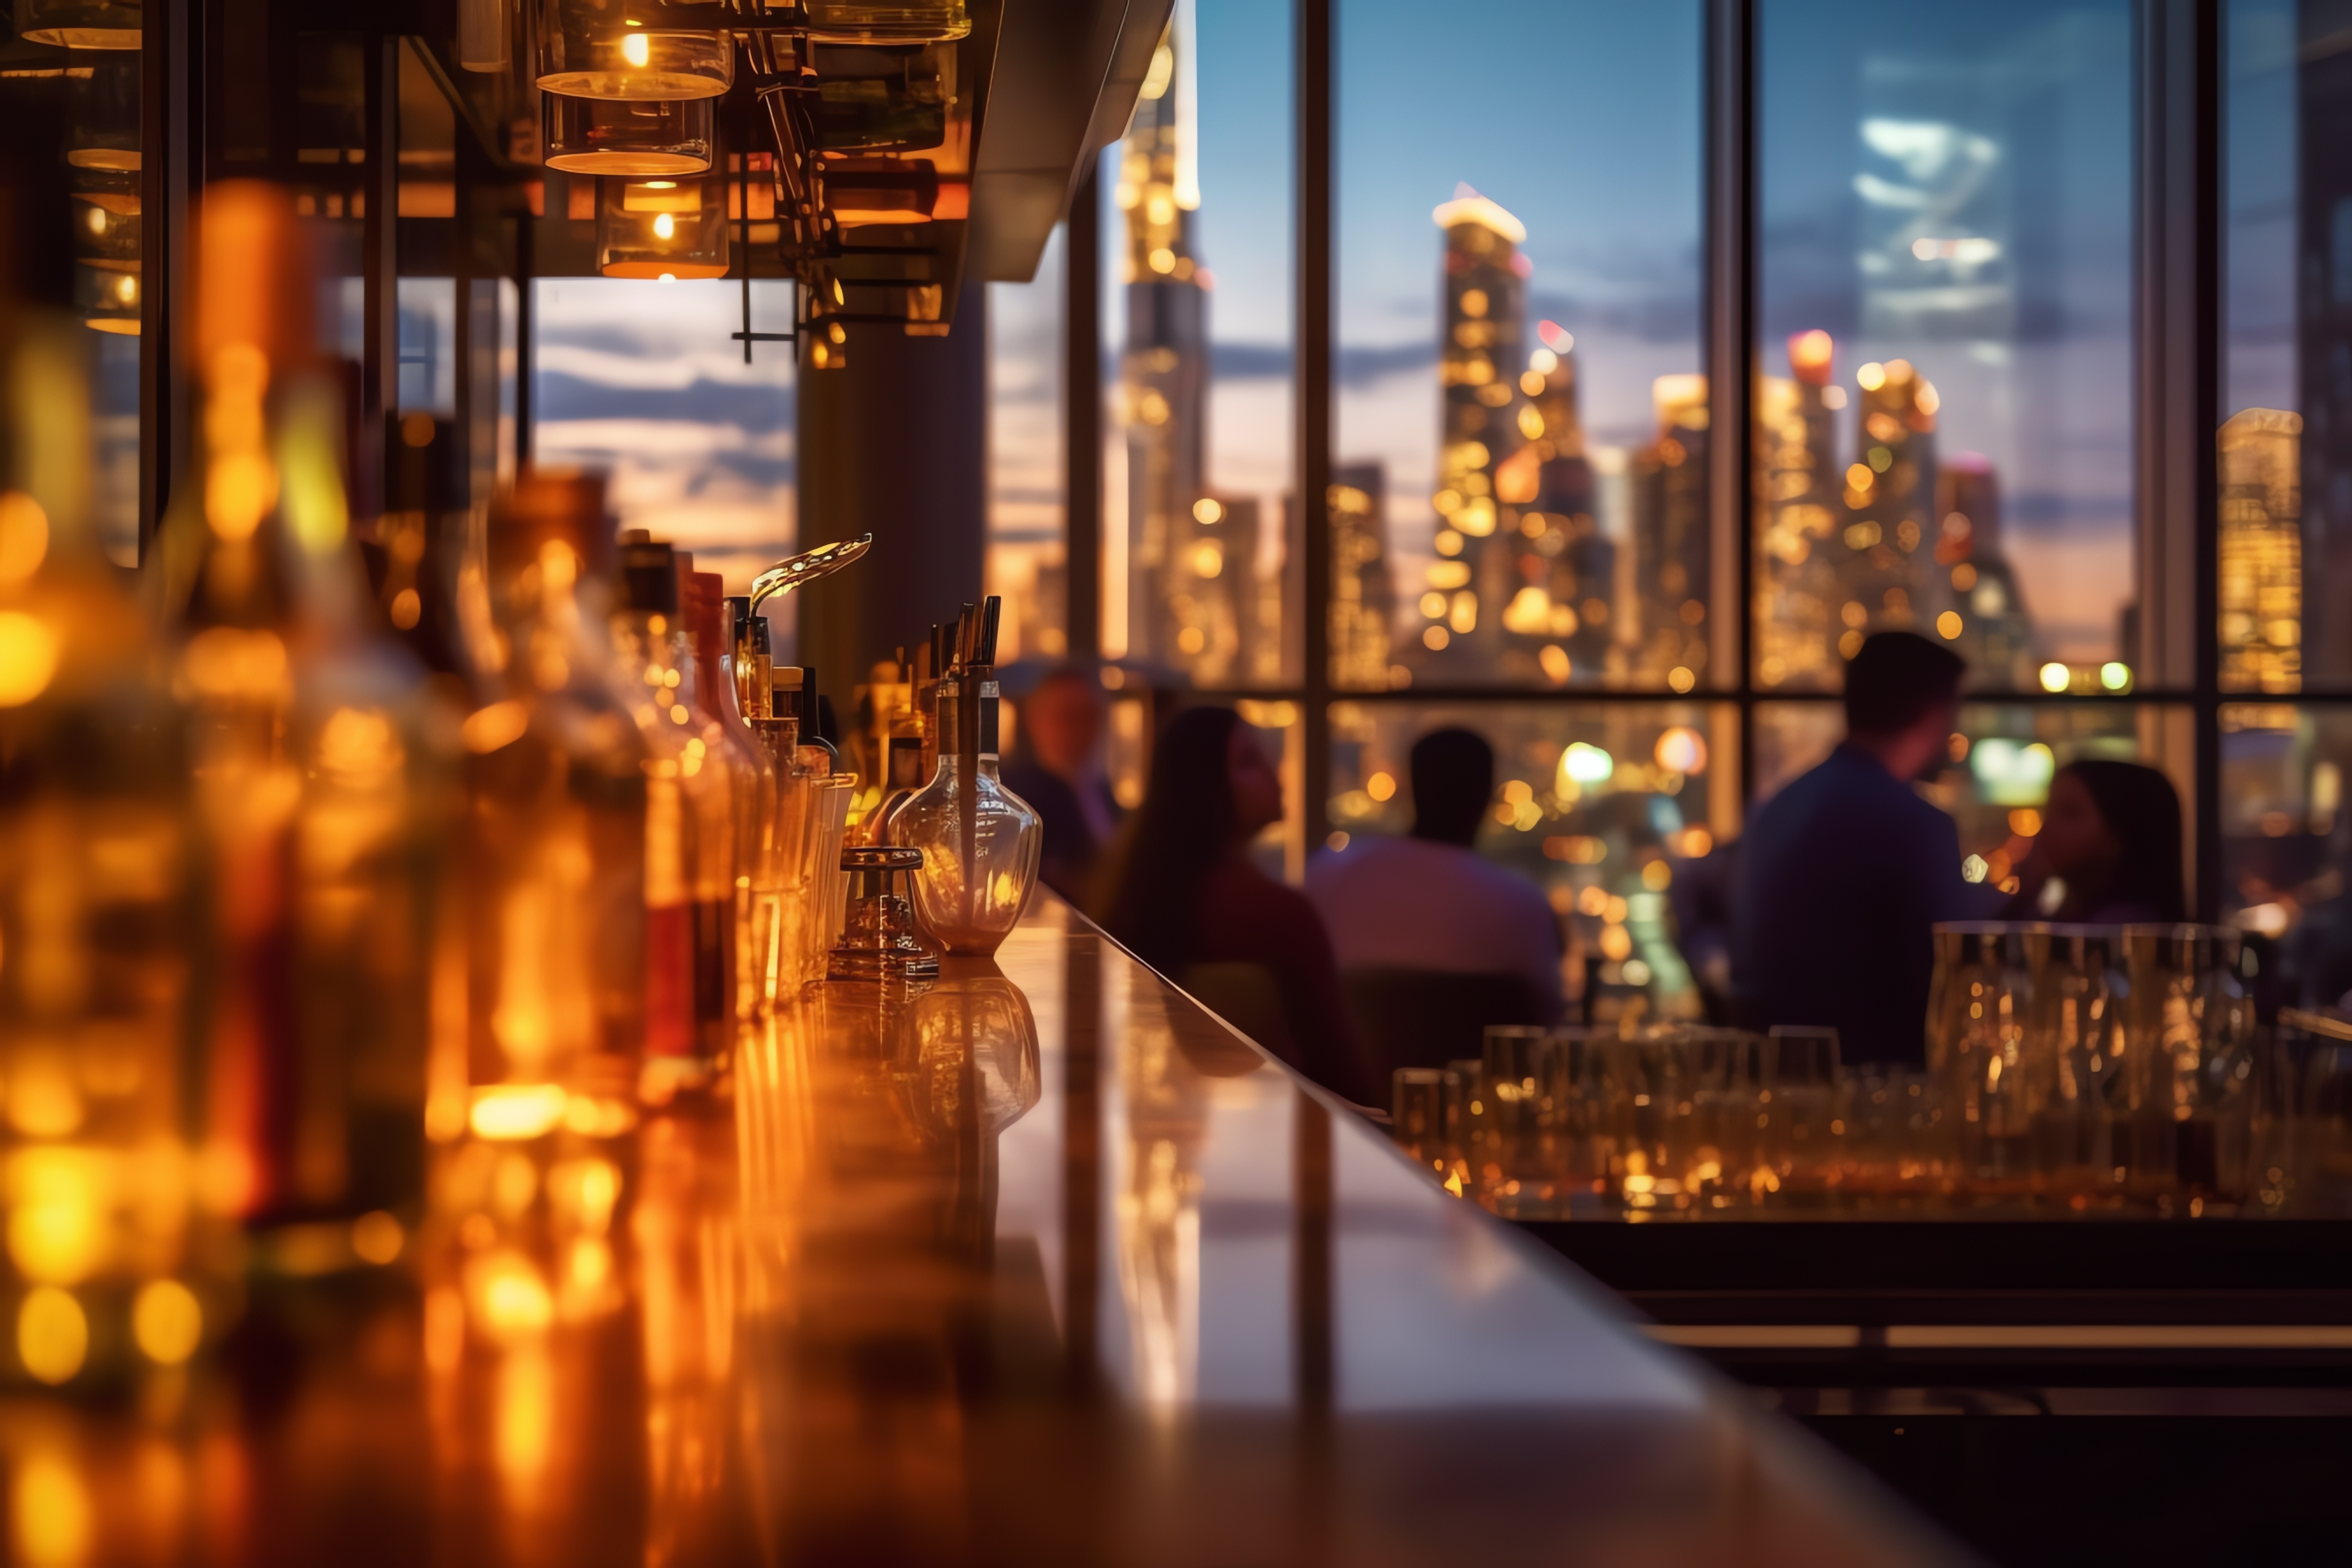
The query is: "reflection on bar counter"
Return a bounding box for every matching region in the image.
[1390,918,2341,1221]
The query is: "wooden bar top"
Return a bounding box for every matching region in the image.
[0,895,1962,1566]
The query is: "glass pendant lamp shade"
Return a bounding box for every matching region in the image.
[536,0,732,100]
[457,0,508,71]
[67,52,140,172]
[598,178,728,279]
[18,0,140,49]
[70,57,141,334]
[545,94,712,175]
[804,0,970,44]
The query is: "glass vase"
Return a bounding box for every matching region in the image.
[887,674,1040,956]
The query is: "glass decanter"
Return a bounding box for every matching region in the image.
[887,671,1040,956]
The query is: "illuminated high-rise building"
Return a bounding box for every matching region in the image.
[1417,186,1530,673]
[1827,357,1941,658]
[1628,374,1710,688]
[1117,22,1212,677]
[2218,408,2303,693]
[1498,321,1614,685]
[1934,452,2036,689]
[1329,462,1393,689]
[1754,329,1842,689]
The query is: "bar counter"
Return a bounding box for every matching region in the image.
[0,896,1958,1566]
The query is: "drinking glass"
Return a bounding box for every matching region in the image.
[1392,1068,1447,1178]
[1935,922,2039,1193]
[1765,1026,1842,1204]
[1481,1025,1559,1205]
[2122,924,2255,1207]
[2255,1008,2352,1216]
[1446,1059,1490,1197]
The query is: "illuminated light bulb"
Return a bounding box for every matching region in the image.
[0,611,61,707]
[1667,666,1695,693]
[1560,742,1613,787]
[2039,662,2071,693]
[132,1280,203,1364]
[12,1458,91,1568]
[0,492,48,582]
[652,212,675,240]
[1936,610,1963,640]
[620,30,650,66]
[1855,361,1886,392]
[1366,771,1396,802]
[2100,661,2131,691]
[1654,726,1707,774]
[16,1288,86,1384]
[469,1083,569,1140]
[351,1210,406,1264]
[1192,497,1223,524]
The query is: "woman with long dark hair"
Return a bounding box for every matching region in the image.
[2006,759,2186,924]
[1094,706,1365,1102]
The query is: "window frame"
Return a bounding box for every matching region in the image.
[1053,0,2244,920]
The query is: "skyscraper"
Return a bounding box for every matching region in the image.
[1416,187,1529,674]
[1117,24,1211,677]
[1935,452,2036,690]
[1628,374,1710,689]
[1504,322,1614,685]
[1754,330,1843,690]
[1830,357,1942,657]
[1328,462,1393,690]
[2219,408,2304,694]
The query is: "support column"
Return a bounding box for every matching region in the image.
[795,279,990,716]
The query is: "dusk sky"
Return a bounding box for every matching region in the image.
[513,0,2152,667]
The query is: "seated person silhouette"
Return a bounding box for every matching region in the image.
[1306,727,1565,1026]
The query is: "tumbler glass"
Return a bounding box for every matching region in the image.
[1765,1026,1842,1204]
[2122,924,2255,1207]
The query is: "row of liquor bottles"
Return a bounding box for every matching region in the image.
[0,179,1036,1393]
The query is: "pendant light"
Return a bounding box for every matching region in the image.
[545,94,713,176]
[536,0,732,100]
[18,0,140,49]
[597,178,728,280]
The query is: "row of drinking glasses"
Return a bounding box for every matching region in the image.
[1392,1025,1899,1216]
[1391,922,2336,1217]
[1928,922,2252,1207]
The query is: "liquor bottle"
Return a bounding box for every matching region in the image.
[444,467,648,1139]
[148,181,447,1231]
[683,564,773,1022]
[608,536,734,1085]
[0,311,202,1389]
[427,468,647,1342]
[888,598,1041,955]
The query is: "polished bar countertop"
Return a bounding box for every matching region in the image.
[0,896,1959,1566]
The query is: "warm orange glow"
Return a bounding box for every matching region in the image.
[469,1084,568,1141]
[12,1456,92,1566]
[17,1287,88,1384]
[1788,329,1834,384]
[0,492,49,583]
[133,1279,204,1364]
[0,611,60,707]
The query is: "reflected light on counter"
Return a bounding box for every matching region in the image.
[0,610,61,707]
[470,1250,555,1341]
[470,1083,569,1141]
[132,1279,203,1364]
[17,1287,87,1384]
[351,1209,405,1265]
[13,1457,92,1567]
[495,1347,555,1496]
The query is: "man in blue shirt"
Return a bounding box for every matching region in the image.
[1733,632,1978,1065]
